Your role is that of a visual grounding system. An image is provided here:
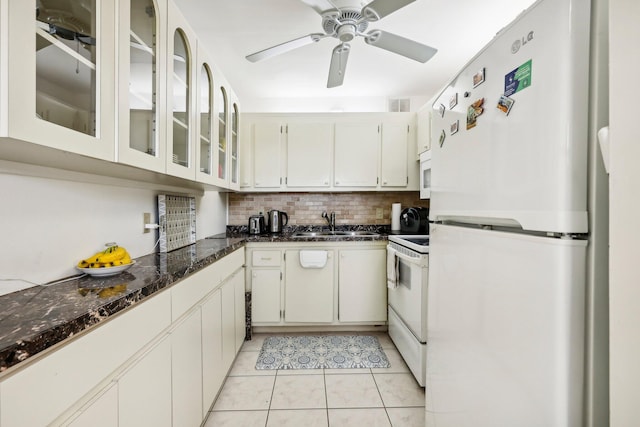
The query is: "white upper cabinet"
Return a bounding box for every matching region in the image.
[380,122,409,187]
[240,113,417,192]
[195,47,215,184]
[118,0,167,172]
[229,99,240,190]
[166,2,197,180]
[286,122,332,187]
[334,122,380,187]
[253,122,283,189]
[416,102,432,156]
[2,0,116,160]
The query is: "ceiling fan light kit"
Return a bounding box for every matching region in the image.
[245,0,437,88]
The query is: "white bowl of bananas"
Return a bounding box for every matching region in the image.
[77,243,135,277]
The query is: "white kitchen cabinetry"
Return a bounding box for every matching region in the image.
[221,275,237,370]
[171,309,203,427]
[381,123,409,187]
[285,249,335,322]
[338,249,387,322]
[0,248,245,427]
[0,291,171,427]
[201,288,223,416]
[248,242,387,328]
[229,99,241,191]
[195,46,216,185]
[2,0,116,160]
[118,336,172,427]
[253,122,284,189]
[239,118,253,188]
[249,250,283,323]
[67,383,119,427]
[165,1,197,180]
[117,0,168,173]
[240,113,417,191]
[334,122,380,187]
[286,122,333,187]
[416,102,432,156]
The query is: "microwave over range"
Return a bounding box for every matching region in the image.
[419,150,431,199]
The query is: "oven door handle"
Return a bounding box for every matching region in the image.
[387,244,423,265]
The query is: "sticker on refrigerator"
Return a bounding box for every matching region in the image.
[497,95,515,115]
[450,120,459,135]
[466,98,485,130]
[504,59,532,96]
[473,68,485,87]
[439,129,446,147]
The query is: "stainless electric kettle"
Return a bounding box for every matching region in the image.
[267,210,288,233]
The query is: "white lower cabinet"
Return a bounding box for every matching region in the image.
[250,250,283,323]
[285,249,335,323]
[338,249,388,322]
[248,242,387,327]
[0,248,245,427]
[171,310,203,427]
[221,275,237,371]
[201,289,224,417]
[67,383,119,427]
[119,337,172,427]
[233,270,247,353]
[252,269,282,322]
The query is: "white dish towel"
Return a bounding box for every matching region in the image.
[386,246,399,289]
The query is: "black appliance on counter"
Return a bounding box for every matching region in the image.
[400,207,429,234]
[248,214,266,235]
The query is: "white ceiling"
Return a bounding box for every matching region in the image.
[173,0,537,112]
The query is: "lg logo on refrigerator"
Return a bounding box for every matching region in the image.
[511,31,535,53]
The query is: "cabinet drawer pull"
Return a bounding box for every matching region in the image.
[260,257,272,261]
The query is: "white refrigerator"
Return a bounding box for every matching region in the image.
[426,0,609,426]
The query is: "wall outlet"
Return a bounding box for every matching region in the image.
[143,212,151,233]
[375,208,384,219]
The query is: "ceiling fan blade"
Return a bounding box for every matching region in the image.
[246,34,325,62]
[365,30,437,63]
[299,0,339,15]
[327,43,351,88]
[362,0,415,21]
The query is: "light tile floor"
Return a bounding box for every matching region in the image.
[203,332,425,427]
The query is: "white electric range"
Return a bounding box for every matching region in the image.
[387,234,429,386]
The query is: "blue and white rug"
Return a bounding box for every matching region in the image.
[255,335,390,370]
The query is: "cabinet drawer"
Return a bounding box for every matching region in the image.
[252,250,281,267]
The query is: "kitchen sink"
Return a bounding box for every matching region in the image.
[291,231,379,238]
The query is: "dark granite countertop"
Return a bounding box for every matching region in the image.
[0,226,390,375]
[0,236,245,374]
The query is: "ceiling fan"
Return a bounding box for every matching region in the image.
[246,0,437,88]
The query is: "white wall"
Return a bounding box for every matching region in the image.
[0,161,227,293]
[609,0,640,425]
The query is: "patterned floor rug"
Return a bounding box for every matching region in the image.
[255,335,390,370]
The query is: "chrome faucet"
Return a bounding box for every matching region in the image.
[322,211,336,231]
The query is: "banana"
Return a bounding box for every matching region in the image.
[95,246,127,264]
[78,250,104,267]
[78,246,132,269]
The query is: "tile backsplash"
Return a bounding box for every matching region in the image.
[228,192,429,226]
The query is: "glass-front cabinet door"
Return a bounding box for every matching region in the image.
[3,0,116,160]
[229,101,240,190]
[195,43,216,184]
[166,1,196,180]
[117,0,167,172]
[216,86,228,185]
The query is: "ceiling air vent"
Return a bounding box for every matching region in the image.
[389,98,410,112]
